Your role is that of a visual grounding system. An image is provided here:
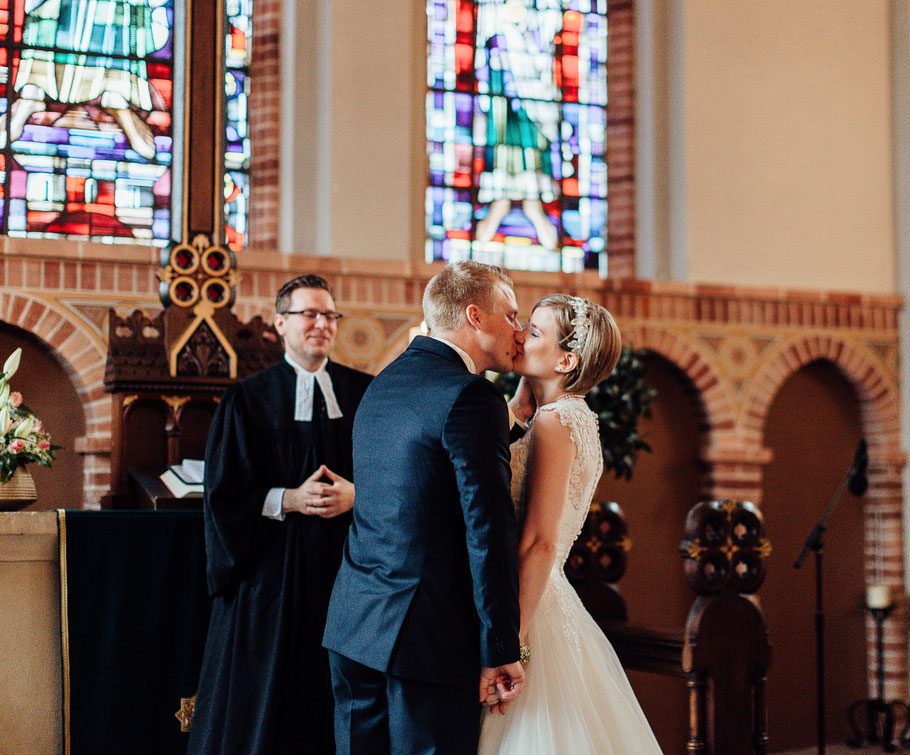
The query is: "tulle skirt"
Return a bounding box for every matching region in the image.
[478,575,663,754]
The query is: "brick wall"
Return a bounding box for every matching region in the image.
[606,0,636,278]
[247,0,282,252]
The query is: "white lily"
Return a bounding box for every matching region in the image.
[0,383,9,407]
[0,406,9,436]
[2,348,21,381]
[13,416,33,439]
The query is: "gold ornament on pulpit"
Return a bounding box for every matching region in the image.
[158,234,240,379]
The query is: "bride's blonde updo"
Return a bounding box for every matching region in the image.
[534,294,622,394]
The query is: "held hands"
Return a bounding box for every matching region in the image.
[283,464,354,518]
[479,662,524,715]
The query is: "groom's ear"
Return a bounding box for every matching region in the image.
[465,304,482,331]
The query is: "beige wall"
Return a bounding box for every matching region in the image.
[282,0,424,260]
[0,513,62,753]
[645,0,896,291]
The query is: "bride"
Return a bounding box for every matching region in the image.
[480,294,662,754]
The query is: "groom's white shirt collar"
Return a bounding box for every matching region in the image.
[284,352,343,421]
[431,337,477,374]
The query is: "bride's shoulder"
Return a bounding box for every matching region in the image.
[530,405,576,445]
[527,408,576,467]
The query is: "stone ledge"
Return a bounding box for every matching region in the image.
[0,511,58,562]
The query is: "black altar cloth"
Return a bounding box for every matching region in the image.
[58,510,209,754]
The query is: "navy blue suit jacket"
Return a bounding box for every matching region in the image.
[323,336,520,687]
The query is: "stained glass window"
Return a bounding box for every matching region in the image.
[0,0,174,243]
[224,0,250,252]
[426,0,608,273]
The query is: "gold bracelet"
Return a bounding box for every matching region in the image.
[519,641,531,666]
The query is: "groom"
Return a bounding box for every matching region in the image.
[323,260,525,753]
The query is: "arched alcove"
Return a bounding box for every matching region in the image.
[761,358,865,751]
[0,324,86,510]
[599,351,704,751]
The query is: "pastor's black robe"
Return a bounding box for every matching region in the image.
[187,359,372,755]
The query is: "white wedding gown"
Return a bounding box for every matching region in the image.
[478,396,662,754]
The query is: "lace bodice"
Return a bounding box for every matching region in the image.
[510,396,603,570]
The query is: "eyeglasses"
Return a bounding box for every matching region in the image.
[281,310,344,323]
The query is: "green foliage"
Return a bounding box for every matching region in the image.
[493,344,656,481]
[588,345,656,480]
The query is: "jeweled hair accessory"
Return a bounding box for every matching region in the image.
[567,297,591,354]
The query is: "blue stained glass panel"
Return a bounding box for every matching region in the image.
[0,0,251,249]
[425,0,608,272]
[225,0,251,251]
[0,4,174,245]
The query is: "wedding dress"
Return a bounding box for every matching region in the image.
[478,396,662,754]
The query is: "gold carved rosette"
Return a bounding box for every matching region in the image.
[679,499,771,597]
[158,235,239,379]
[565,500,634,623]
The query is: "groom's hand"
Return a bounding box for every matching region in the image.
[480,662,524,715]
[283,465,355,518]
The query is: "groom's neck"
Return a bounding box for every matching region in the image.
[431,329,485,374]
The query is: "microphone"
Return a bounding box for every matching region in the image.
[848,439,868,496]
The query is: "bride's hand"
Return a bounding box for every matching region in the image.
[509,376,536,426]
[480,662,525,715]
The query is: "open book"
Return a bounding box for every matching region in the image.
[159,459,205,498]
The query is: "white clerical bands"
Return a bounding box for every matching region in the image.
[566,297,590,354]
[285,354,343,421]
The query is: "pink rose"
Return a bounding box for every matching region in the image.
[8,439,24,453]
[38,440,50,450]
[32,421,42,433]
[9,392,21,407]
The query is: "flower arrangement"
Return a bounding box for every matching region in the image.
[0,348,60,483]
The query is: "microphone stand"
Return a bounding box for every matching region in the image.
[793,442,866,755]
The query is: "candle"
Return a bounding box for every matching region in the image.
[866,583,892,609]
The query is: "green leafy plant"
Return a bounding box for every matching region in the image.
[0,348,62,483]
[494,345,656,480]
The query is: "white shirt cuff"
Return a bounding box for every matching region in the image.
[263,488,286,520]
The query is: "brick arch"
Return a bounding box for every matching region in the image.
[0,291,110,507]
[0,292,106,415]
[739,336,907,700]
[621,323,738,439]
[739,333,901,456]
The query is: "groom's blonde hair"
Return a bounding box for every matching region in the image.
[423,261,513,333]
